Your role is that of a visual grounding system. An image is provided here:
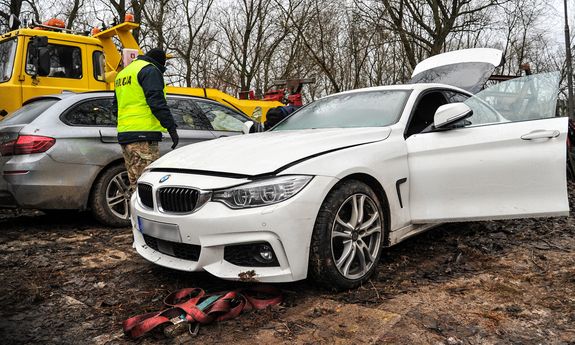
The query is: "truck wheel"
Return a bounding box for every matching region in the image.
[90,164,131,228]
[309,180,386,290]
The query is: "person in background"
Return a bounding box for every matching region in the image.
[264,105,299,130]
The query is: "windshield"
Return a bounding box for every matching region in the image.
[273,90,410,131]
[1,99,58,125]
[0,38,17,83]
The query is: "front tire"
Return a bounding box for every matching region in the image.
[90,164,131,228]
[309,180,386,290]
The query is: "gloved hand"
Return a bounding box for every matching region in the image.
[168,127,179,149]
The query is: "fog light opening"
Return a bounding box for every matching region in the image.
[256,244,274,263]
[224,242,280,267]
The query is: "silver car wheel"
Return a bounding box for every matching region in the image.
[105,171,130,220]
[331,193,382,280]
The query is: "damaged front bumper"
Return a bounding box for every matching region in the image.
[130,172,336,283]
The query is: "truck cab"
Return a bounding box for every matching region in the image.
[0,25,110,116]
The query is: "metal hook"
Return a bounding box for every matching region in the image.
[189,322,200,337]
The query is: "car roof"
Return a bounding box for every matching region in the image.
[23,91,227,105]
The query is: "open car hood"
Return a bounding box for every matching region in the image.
[149,127,391,176]
[409,48,503,93]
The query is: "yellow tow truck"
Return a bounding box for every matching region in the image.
[0,15,283,120]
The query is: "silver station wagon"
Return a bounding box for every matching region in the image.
[0,91,255,226]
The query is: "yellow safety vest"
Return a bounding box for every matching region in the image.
[115,59,167,133]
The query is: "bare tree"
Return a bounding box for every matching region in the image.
[277,0,346,93]
[25,0,42,23]
[216,0,288,94]
[108,0,145,42]
[496,0,550,75]
[0,0,22,30]
[63,0,84,29]
[357,0,506,72]
[141,0,172,49]
[169,0,215,87]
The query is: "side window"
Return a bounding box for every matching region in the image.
[406,91,447,137]
[445,90,501,127]
[93,51,105,82]
[467,72,560,123]
[444,91,468,103]
[196,101,247,132]
[167,98,212,130]
[63,98,115,126]
[26,43,82,79]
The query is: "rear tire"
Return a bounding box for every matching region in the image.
[309,180,386,290]
[90,164,131,228]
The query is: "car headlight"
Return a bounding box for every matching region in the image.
[212,175,313,209]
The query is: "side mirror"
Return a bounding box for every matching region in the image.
[433,103,473,129]
[242,121,254,135]
[37,47,51,76]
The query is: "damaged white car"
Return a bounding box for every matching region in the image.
[130,48,568,290]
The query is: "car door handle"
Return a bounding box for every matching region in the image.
[520,130,560,140]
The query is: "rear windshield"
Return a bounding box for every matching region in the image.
[409,62,495,94]
[0,99,58,125]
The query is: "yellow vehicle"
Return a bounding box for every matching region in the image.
[0,16,282,120]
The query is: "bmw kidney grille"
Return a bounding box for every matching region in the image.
[137,183,154,209]
[138,183,200,213]
[158,187,199,213]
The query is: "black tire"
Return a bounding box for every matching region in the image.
[90,164,131,228]
[309,180,386,291]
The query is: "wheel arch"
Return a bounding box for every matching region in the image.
[337,173,392,246]
[85,158,125,210]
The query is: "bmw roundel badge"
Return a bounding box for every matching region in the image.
[159,175,171,183]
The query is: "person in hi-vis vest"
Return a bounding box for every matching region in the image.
[114,48,179,196]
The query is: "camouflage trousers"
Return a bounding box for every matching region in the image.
[121,141,160,195]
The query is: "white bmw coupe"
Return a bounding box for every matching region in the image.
[130,48,569,290]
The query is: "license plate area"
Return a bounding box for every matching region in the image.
[138,217,182,243]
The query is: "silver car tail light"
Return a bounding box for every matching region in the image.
[0,135,55,156]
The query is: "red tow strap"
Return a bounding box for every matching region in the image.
[122,285,282,338]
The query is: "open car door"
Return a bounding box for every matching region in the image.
[409,48,503,93]
[406,72,569,223]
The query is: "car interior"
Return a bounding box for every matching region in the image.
[405,91,447,138]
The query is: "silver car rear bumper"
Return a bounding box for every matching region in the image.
[0,153,100,210]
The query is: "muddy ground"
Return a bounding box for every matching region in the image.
[1,185,574,345]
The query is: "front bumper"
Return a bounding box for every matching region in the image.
[131,172,336,283]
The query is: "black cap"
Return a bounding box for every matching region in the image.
[145,48,166,67]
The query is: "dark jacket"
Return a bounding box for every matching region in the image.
[264,105,299,130]
[114,55,176,144]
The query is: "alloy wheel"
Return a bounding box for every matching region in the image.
[105,171,130,220]
[331,193,382,280]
